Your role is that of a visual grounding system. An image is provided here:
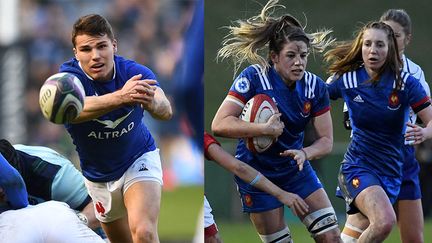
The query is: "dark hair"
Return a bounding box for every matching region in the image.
[325,21,402,89]
[380,9,412,36]
[72,14,115,47]
[0,139,22,172]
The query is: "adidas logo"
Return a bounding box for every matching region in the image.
[353,95,364,103]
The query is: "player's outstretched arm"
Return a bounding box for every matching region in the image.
[204,133,309,216]
[72,74,155,123]
[0,153,28,209]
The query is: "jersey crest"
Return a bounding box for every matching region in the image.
[388,91,401,110]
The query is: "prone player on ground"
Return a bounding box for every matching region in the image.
[0,152,104,242]
[0,139,101,231]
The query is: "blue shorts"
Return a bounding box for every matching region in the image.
[398,145,421,200]
[336,163,401,214]
[236,162,323,213]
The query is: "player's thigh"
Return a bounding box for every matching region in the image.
[396,199,424,243]
[124,180,162,228]
[302,188,333,211]
[250,206,285,235]
[354,185,396,223]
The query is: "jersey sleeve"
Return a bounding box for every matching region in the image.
[0,152,28,209]
[406,75,431,113]
[312,77,331,116]
[326,74,343,100]
[227,65,258,106]
[204,132,221,160]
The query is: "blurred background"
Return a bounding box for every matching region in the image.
[0,0,202,242]
[205,0,432,242]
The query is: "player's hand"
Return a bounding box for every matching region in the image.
[119,74,157,104]
[279,149,306,171]
[405,122,426,145]
[265,113,284,138]
[130,79,157,110]
[278,192,309,217]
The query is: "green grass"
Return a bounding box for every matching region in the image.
[218,219,432,242]
[159,185,203,242]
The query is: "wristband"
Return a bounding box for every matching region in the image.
[249,172,262,186]
[204,132,221,160]
[300,148,308,160]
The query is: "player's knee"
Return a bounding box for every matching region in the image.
[302,207,339,238]
[133,225,157,242]
[259,226,292,243]
[371,219,394,237]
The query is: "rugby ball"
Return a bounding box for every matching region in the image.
[240,94,279,153]
[39,72,85,124]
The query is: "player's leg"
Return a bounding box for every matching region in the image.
[250,207,293,243]
[300,188,341,243]
[84,178,133,242]
[396,147,423,243]
[395,199,424,243]
[340,213,368,243]
[100,217,132,242]
[204,196,222,243]
[124,180,161,243]
[354,186,396,243]
[123,149,163,243]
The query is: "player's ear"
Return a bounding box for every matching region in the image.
[270,51,278,64]
[112,39,118,53]
[73,48,78,60]
[405,34,412,46]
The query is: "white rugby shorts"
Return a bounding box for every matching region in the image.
[84,149,163,223]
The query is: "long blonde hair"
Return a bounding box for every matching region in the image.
[324,21,403,88]
[217,0,335,75]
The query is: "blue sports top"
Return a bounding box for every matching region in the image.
[327,66,430,177]
[227,64,330,175]
[60,55,157,182]
[0,152,28,212]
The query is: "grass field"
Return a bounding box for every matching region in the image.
[218,219,432,242]
[159,185,203,242]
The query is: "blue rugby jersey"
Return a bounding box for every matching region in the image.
[59,55,157,182]
[227,64,330,176]
[327,66,429,177]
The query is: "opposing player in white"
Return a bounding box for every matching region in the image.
[0,200,104,243]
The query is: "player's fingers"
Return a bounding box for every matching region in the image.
[280,150,294,157]
[129,74,143,81]
[142,79,158,85]
[298,161,304,171]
